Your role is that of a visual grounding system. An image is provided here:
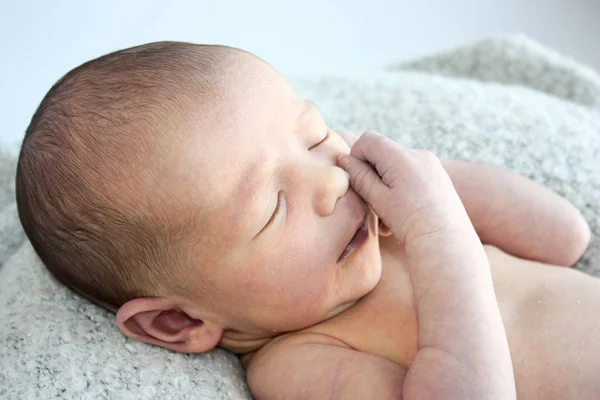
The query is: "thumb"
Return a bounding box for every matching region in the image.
[338,154,388,210]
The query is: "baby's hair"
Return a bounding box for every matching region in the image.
[16,41,234,310]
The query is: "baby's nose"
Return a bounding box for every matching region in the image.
[313,165,349,217]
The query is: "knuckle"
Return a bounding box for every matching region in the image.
[353,166,372,194]
[361,130,383,144]
[363,130,379,137]
[357,131,385,151]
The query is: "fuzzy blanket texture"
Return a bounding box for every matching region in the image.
[1,34,599,399]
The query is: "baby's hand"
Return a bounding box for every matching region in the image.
[337,130,470,245]
[339,131,517,398]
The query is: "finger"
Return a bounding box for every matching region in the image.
[350,131,401,187]
[349,130,398,168]
[337,154,388,211]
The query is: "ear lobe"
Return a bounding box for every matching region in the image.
[116,297,223,353]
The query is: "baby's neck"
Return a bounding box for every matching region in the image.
[218,296,361,355]
[218,329,275,355]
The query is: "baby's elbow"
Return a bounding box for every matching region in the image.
[560,209,591,267]
[573,214,591,261]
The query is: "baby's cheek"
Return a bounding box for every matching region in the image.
[280,254,332,305]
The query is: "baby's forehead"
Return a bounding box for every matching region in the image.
[171,135,259,222]
[172,70,316,228]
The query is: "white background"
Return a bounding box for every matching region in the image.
[3,0,600,147]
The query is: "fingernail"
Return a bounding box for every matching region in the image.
[338,155,349,171]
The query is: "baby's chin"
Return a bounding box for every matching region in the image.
[321,298,362,321]
[325,253,382,322]
[320,269,381,323]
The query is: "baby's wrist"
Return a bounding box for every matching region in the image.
[399,205,474,247]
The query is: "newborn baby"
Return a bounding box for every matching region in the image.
[16,42,596,399]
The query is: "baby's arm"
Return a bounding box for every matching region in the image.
[441,159,590,266]
[339,132,516,399]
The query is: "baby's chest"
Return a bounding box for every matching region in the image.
[486,247,600,398]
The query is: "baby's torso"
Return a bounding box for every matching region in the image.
[297,237,600,399]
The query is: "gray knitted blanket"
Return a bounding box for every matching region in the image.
[1,34,599,399]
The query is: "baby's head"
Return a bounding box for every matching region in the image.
[16,42,385,353]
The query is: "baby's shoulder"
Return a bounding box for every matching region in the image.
[243,330,350,369]
[243,331,406,399]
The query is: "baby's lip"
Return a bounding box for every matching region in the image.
[338,215,368,263]
[337,192,368,263]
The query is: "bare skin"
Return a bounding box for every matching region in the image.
[112,49,594,399]
[246,240,599,399]
[242,133,595,400]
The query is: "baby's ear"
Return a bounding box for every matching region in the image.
[116,297,223,353]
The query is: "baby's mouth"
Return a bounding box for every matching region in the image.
[338,218,369,263]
